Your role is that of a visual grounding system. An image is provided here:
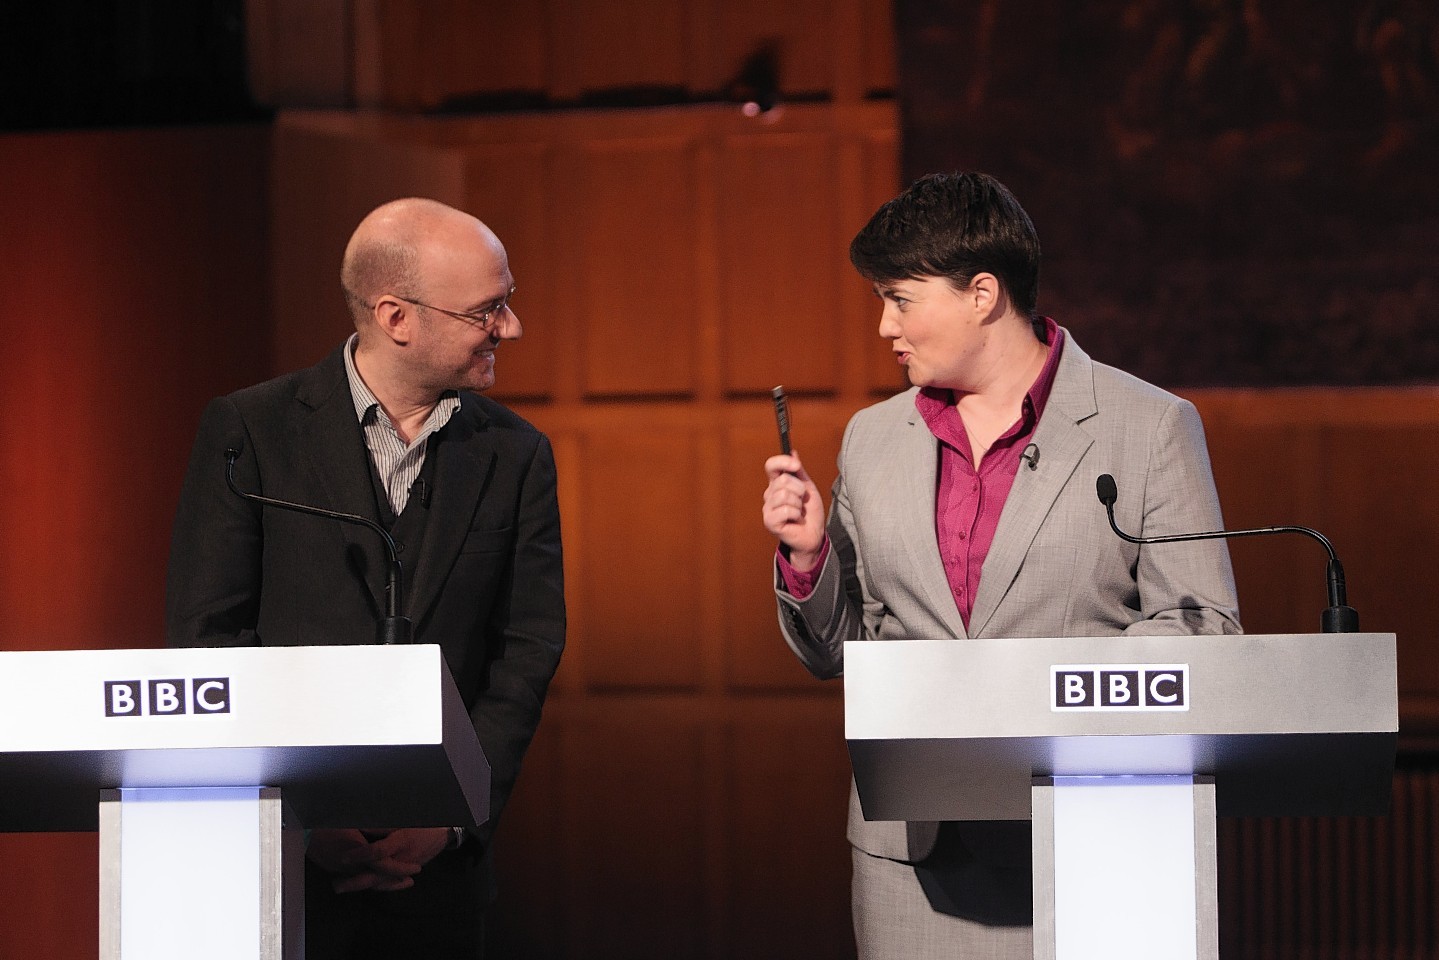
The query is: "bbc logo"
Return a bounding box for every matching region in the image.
[1051,664,1189,712]
[104,678,231,717]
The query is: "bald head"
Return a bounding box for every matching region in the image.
[340,198,505,330]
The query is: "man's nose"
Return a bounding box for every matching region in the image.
[496,305,522,340]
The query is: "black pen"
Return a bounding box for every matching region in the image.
[771,386,792,456]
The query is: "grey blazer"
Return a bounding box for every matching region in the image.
[776,331,1241,866]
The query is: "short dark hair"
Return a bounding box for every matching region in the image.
[849,172,1041,319]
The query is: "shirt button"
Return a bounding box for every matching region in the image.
[957,532,967,541]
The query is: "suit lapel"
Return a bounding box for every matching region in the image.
[968,334,1098,637]
[405,398,496,629]
[886,403,970,640]
[295,347,389,617]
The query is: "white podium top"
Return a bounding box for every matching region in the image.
[0,644,489,831]
[845,633,1397,820]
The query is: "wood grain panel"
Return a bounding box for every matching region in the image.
[717,133,843,395]
[1186,390,1439,732]
[723,715,856,959]
[1190,398,1325,635]
[563,139,700,398]
[246,0,350,107]
[578,427,704,690]
[464,145,560,402]
[717,0,840,96]
[365,0,551,109]
[269,118,468,372]
[562,718,707,960]
[366,0,430,109]
[259,0,890,112]
[0,126,269,960]
[549,0,689,99]
[1322,422,1439,701]
[485,718,566,959]
[861,131,908,395]
[861,0,898,96]
[436,0,551,104]
[0,835,99,959]
[722,408,846,692]
[1,127,270,651]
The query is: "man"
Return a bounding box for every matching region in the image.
[167,197,565,959]
[761,172,1240,959]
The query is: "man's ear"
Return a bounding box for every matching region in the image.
[371,295,414,345]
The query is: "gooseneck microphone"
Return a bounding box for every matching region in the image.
[1095,474,1359,633]
[225,449,412,644]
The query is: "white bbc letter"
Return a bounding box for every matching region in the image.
[1107,674,1132,704]
[110,685,136,715]
[1149,672,1180,704]
[1064,674,1087,704]
[153,682,181,714]
[195,680,226,711]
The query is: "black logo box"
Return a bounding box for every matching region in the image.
[1053,668,1185,708]
[104,678,231,716]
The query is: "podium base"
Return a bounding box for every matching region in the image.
[99,787,304,960]
[1032,776,1217,960]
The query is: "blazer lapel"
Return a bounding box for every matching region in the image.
[968,334,1098,637]
[405,398,497,630]
[295,348,389,618]
[886,403,970,640]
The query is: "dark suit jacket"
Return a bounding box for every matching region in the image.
[166,343,566,858]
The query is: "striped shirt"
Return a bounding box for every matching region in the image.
[343,334,460,516]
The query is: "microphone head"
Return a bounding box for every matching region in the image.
[1095,474,1118,506]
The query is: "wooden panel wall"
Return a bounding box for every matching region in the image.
[362,0,894,109]
[268,108,1439,959]
[1192,389,1439,733]
[0,122,1434,960]
[270,103,897,959]
[0,126,271,960]
[247,0,896,110]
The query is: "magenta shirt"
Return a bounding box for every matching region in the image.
[780,318,1064,632]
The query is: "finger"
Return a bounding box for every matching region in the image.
[764,476,812,509]
[333,871,384,894]
[363,856,424,879]
[764,453,807,481]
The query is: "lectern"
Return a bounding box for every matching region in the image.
[845,633,1397,960]
[0,644,490,960]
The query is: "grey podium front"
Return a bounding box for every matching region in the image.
[0,644,490,960]
[844,633,1398,960]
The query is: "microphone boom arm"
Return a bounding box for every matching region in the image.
[1095,473,1358,633]
[225,449,411,643]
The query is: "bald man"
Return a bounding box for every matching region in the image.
[167,198,565,959]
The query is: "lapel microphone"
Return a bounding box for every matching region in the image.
[225,448,412,644]
[1095,474,1358,633]
[1019,443,1040,470]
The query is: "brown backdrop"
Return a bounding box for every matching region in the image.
[3,2,1437,958]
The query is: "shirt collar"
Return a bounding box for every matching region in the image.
[915,316,1066,432]
[342,332,461,431]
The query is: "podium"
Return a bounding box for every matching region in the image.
[0,644,490,960]
[844,633,1398,960]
